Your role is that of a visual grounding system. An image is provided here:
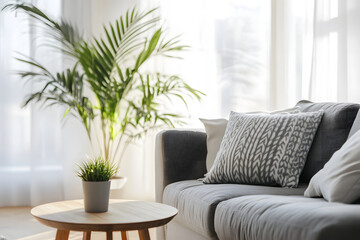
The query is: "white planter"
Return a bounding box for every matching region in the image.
[82,181,111,213]
[110,176,127,190]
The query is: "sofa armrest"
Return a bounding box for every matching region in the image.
[155,129,207,202]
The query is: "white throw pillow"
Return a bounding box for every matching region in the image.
[200,107,300,172]
[304,129,360,203]
[199,118,228,171]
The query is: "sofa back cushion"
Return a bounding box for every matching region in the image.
[296,100,360,183]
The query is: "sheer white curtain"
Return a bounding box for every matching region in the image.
[273,0,360,108]
[158,0,271,119]
[311,0,360,103]
[0,0,90,207]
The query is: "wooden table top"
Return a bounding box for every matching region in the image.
[31,199,178,232]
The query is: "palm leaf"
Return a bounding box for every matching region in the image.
[3,2,82,56]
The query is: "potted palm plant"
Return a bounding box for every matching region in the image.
[3,3,203,187]
[77,157,117,212]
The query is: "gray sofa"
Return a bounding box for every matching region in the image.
[155,101,360,240]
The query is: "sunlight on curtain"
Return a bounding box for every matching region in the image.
[275,0,360,106]
[0,0,90,207]
[310,0,342,102]
[160,0,271,120]
[1,0,38,206]
[272,0,314,108]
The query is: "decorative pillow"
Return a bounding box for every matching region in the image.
[200,107,300,172]
[199,118,228,171]
[203,110,324,187]
[304,130,360,203]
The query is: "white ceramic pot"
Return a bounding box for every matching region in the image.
[82,181,111,213]
[110,176,127,190]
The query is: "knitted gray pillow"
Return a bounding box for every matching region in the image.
[203,110,324,187]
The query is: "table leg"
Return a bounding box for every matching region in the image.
[83,231,91,240]
[138,229,150,240]
[106,231,113,240]
[55,229,70,240]
[121,231,128,240]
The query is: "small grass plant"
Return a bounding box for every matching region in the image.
[77,157,118,182]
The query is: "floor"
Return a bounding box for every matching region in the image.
[0,207,156,240]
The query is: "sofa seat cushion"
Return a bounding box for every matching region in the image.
[163,180,307,239]
[214,195,360,240]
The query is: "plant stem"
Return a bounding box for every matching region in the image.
[94,119,104,158]
[118,138,131,168]
[107,132,112,162]
[111,125,127,163]
[101,118,108,160]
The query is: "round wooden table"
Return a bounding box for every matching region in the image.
[31,199,178,240]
